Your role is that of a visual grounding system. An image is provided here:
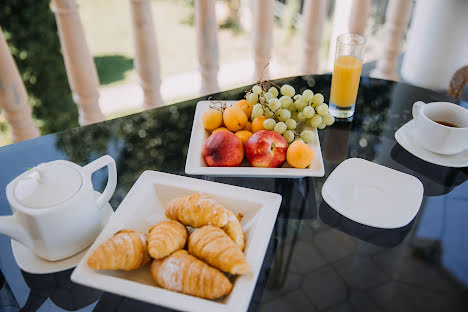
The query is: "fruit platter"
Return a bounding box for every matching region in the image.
[186,81,335,178]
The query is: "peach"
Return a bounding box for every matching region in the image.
[235,130,253,145]
[244,121,252,132]
[235,100,253,119]
[286,141,314,168]
[203,131,244,167]
[252,116,267,133]
[223,106,247,132]
[244,130,287,168]
[212,127,230,134]
[202,109,223,131]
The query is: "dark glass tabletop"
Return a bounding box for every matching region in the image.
[0,74,467,312]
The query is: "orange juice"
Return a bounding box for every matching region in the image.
[330,55,362,108]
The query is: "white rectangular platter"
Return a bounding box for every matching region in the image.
[71,171,282,312]
[185,101,325,178]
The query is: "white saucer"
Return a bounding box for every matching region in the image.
[11,191,113,274]
[322,158,424,229]
[395,119,468,168]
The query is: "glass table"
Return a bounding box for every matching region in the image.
[0,75,467,311]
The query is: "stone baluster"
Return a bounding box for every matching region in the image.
[0,27,40,142]
[252,0,273,80]
[129,0,164,109]
[348,0,372,36]
[301,0,327,74]
[51,0,105,125]
[371,0,413,81]
[195,0,219,94]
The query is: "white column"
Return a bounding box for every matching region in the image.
[371,0,413,81]
[301,0,327,74]
[348,0,371,36]
[51,0,105,125]
[130,0,164,109]
[0,27,40,142]
[195,0,219,94]
[252,0,273,80]
[326,0,352,70]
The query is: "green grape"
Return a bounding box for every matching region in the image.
[268,87,279,98]
[252,104,264,118]
[268,98,281,111]
[252,85,262,95]
[259,96,266,104]
[316,103,329,116]
[312,93,324,107]
[322,113,335,126]
[294,99,307,110]
[264,107,274,118]
[274,122,287,134]
[303,106,315,118]
[247,93,258,105]
[264,92,273,101]
[297,112,306,121]
[279,96,293,108]
[293,138,304,143]
[277,109,291,122]
[280,84,295,97]
[318,122,327,130]
[293,94,302,101]
[263,118,276,130]
[290,111,298,121]
[283,130,295,143]
[285,118,297,130]
[309,115,322,128]
[300,130,316,143]
[302,89,314,102]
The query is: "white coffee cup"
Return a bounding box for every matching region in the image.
[412,101,468,155]
[0,155,117,261]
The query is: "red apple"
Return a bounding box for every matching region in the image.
[203,131,244,167]
[244,130,288,168]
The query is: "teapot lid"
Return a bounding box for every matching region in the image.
[14,162,82,209]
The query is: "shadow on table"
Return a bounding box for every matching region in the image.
[319,200,414,248]
[20,269,102,311]
[391,143,468,196]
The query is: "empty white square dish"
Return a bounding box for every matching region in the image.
[185,101,325,178]
[71,171,282,312]
[321,158,424,229]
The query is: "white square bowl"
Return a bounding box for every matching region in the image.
[185,101,325,178]
[71,171,282,312]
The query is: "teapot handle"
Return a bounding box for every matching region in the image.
[84,155,117,209]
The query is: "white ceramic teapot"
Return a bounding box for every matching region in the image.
[0,155,117,261]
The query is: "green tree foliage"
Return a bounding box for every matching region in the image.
[0,1,79,134]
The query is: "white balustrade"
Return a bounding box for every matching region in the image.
[0,27,40,142]
[301,0,327,75]
[252,0,273,80]
[371,0,413,81]
[195,0,220,94]
[130,0,164,109]
[51,0,105,125]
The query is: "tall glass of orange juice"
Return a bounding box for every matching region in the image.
[329,34,366,118]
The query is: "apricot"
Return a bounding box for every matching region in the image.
[235,100,253,119]
[286,141,315,169]
[202,109,223,131]
[235,130,253,145]
[252,116,267,133]
[212,127,230,134]
[244,121,252,132]
[223,106,248,132]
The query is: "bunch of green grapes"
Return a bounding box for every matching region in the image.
[245,83,335,144]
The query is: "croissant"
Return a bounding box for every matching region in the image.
[222,210,245,251]
[188,226,249,275]
[148,220,187,259]
[87,230,151,271]
[166,193,229,228]
[151,250,232,300]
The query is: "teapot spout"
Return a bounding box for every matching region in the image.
[0,215,31,248]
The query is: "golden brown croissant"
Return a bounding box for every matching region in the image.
[87,230,151,271]
[165,193,229,228]
[151,250,232,299]
[188,226,249,275]
[148,220,187,259]
[222,209,245,251]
